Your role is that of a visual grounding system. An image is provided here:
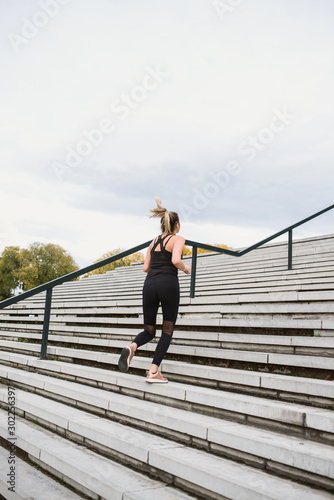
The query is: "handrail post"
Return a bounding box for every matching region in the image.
[190,246,198,299]
[40,287,53,359]
[288,229,293,270]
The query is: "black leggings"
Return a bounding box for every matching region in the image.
[132,274,180,367]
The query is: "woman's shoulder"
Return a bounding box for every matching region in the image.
[165,233,185,243]
[173,234,185,243]
[166,234,185,251]
[151,234,161,243]
[152,233,185,245]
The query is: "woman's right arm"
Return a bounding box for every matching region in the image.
[143,241,153,273]
[172,236,191,274]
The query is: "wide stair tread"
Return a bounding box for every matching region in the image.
[0,388,333,500]
[1,377,334,485]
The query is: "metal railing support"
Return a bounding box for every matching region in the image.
[190,246,198,299]
[40,287,53,359]
[288,229,293,270]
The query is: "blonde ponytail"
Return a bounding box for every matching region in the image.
[164,210,171,233]
[149,196,178,234]
[149,197,167,219]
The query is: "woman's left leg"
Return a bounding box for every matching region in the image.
[118,279,159,372]
[148,276,180,377]
[132,279,160,347]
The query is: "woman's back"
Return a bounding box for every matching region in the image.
[146,234,178,279]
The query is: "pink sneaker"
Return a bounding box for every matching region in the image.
[146,370,168,383]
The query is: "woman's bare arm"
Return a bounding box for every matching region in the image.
[172,236,191,274]
[143,241,153,273]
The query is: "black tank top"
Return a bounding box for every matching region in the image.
[146,234,178,279]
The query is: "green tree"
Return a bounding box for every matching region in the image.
[0,246,21,300]
[83,249,144,278]
[16,242,79,291]
[182,246,192,256]
[183,244,231,256]
[197,243,232,254]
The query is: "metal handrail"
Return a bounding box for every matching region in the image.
[187,203,334,297]
[0,203,333,358]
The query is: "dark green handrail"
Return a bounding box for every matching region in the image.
[0,204,333,358]
[187,203,334,297]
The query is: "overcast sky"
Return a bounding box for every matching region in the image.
[1,0,333,267]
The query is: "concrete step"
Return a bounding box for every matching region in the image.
[1,385,334,492]
[0,349,333,407]
[1,338,334,373]
[55,274,334,295]
[0,396,333,499]
[0,409,196,500]
[3,300,334,318]
[44,280,332,301]
[1,330,334,356]
[9,307,317,322]
[12,288,334,310]
[7,292,334,320]
[13,280,334,302]
[0,444,84,500]
[1,356,333,440]
[194,269,334,283]
[194,256,334,272]
[1,330,334,362]
[49,271,334,294]
[0,316,327,333]
[7,309,332,330]
[9,287,334,310]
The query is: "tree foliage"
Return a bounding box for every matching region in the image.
[183,244,231,256]
[16,243,79,291]
[83,249,145,278]
[182,246,192,256]
[0,242,79,298]
[0,246,21,300]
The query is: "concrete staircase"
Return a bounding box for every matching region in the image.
[0,234,333,499]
